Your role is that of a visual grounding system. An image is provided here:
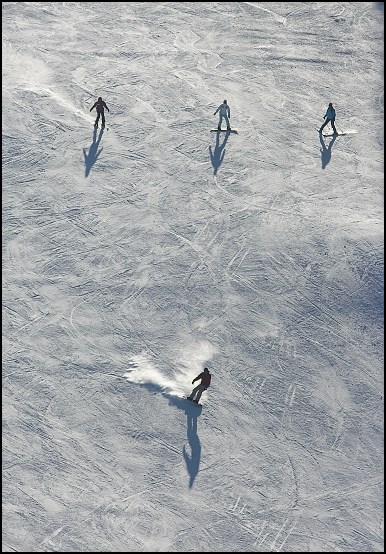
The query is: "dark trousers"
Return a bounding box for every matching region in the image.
[188,384,207,403]
[319,117,337,134]
[94,112,106,127]
[218,114,230,130]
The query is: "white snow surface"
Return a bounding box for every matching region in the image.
[2,2,384,552]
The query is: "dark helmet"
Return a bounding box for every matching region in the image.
[98,96,102,102]
[204,367,209,373]
[328,102,333,106]
[223,99,227,104]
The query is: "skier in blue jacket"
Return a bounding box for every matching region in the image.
[214,100,231,131]
[319,103,337,135]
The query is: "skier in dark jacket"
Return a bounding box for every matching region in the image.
[319,102,337,135]
[188,368,211,403]
[90,97,109,129]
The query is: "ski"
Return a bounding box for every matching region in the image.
[210,129,238,134]
[317,128,357,137]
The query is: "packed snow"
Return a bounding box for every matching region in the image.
[2,2,383,552]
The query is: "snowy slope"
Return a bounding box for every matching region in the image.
[2,2,383,552]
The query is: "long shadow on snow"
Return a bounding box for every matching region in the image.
[137,381,202,489]
[83,127,104,177]
[319,132,337,169]
[209,130,230,175]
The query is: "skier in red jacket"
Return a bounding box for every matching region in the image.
[90,97,109,129]
[187,368,211,404]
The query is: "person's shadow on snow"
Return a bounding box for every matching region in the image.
[209,130,230,175]
[83,127,104,177]
[183,409,201,488]
[126,385,203,489]
[319,132,337,169]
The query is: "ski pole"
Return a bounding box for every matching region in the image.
[336,122,344,134]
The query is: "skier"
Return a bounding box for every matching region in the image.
[214,99,231,130]
[90,96,109,129]
[319,102,337,135]
[187,368,211,404]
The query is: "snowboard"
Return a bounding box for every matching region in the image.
[185,397,202,407]
[211,129,238,133]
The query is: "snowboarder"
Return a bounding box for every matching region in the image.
[90,96,109,129]
[214,99,231,130]
[319,102,337,135]
[187,368,211,404]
